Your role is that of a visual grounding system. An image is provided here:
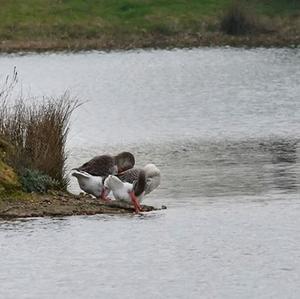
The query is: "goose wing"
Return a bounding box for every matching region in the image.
[76,155,116,177]
[117,167,141,184]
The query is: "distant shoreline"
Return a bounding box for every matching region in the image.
[0,32,299,53]
[0,0,298,53]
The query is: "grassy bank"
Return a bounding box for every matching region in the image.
[0,0,299,51]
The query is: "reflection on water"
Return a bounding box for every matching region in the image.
[261,139,298,164]
[260,139,299,192]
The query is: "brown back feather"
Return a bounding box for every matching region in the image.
[117,167,141,183]
[77,155,115,176]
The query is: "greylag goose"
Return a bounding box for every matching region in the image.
[117,163,161,195]
[71,171,107,200]
[74,152,135,176]
[72,152,135,200]
[105,163,161,212]
[104,170,147,213]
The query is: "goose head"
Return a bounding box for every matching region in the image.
[114,152,135,173]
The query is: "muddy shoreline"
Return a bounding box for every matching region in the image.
[0,192,163,219]
[0,32,299,53]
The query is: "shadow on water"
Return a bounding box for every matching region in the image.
[259,138,299,192]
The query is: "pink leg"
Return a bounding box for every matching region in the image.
[129,191,142,213]
[101,196,111,203]
[99,188,111,202]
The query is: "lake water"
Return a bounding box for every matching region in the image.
[0,48,300,298]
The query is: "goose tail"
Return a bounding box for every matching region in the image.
[71,170,92,179]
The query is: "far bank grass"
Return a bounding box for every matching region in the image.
[0,0,299,50]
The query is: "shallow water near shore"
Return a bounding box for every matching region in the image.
[0,48,300,298]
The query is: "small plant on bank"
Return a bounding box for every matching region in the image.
[220,1,260,35]
[19,168,61,193]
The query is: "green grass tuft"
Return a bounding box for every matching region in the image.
[20,168,61,193]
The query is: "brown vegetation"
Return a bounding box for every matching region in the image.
[0,69,79,191]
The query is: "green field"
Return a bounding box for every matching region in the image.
[0,0,298,49]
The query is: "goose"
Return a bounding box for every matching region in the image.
[117,163,161,195]
[104,170,147,213]
[105,163,161,212]
[74,152,135,176]
[72,152,135,200]
[71,170,109,201]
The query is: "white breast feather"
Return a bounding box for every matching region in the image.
[72,170,103,198]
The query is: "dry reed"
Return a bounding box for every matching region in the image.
[0,69,79,189]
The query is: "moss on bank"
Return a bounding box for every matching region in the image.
[0,137,20,196]
[0,161,20,194]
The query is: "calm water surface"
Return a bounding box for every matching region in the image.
[0,48,300,298]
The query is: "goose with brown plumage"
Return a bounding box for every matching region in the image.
[74,152,135,176]
[71,152,135,200]
[118,163,161,195]
[104,170,147,213]
[106,163,161,212]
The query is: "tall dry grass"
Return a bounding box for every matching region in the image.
[0,69,79,189]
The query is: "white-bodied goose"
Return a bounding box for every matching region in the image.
[104,170,147,213]
[72,152,135,200]
[117,163,161,195]
[71,170,108,200]
[105,163,161,212]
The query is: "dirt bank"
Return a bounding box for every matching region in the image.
[0,31,299,53]
[0,192,163,219]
